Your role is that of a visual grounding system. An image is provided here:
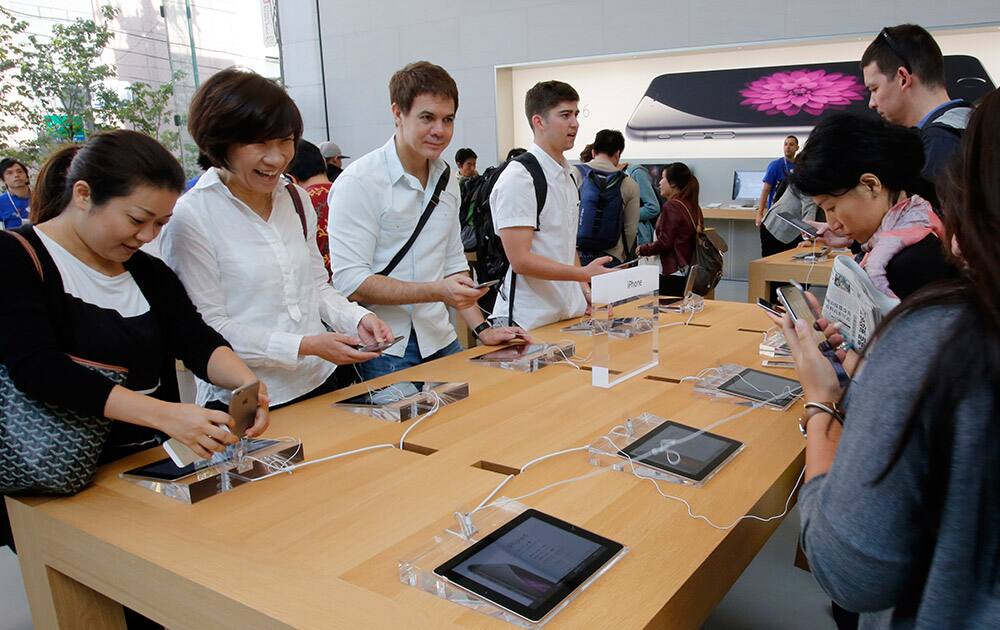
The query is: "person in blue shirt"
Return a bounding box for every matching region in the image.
[1,158,31,228]
[755,135,798,256]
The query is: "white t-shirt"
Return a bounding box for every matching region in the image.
[35,228,150,317]
[489,143,587,330]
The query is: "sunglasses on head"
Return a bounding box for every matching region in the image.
[878,28,912,75]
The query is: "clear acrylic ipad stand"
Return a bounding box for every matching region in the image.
[590,265,659,388]
[398,500,629,628]
[468,342,576,373]
[119,437,304,504]
[587,412,743,488]
[331,381,470,422]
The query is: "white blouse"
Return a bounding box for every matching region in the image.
[160,168,370,406]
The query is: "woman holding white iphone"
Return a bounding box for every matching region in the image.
[160,68,393,410]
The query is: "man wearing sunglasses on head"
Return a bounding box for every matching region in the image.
[861,24,973,201]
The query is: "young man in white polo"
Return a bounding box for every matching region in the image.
[490,80,612,330]
[327,61,524,380]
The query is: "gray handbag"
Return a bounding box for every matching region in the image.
[0,231,127,495]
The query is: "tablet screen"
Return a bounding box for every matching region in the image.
[337,382,426,406]
[717,368,802,408]
[469,343,547,362]
[619,421,743,482]
[434,509,623,622]
[122,439,279,481]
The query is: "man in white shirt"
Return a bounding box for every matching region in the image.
[328,61,525,380]
[490,80,612,330]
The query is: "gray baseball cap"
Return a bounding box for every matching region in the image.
[318,141,349,159]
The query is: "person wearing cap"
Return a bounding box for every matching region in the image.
[319,141,350,183]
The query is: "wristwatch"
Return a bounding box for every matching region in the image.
[473,321,492,339]
[798,401,845,438]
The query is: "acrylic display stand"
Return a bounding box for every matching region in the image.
[589,265,659,388]
[119,438,304,504]
[469,342,576,373]
[587,412,744,488]
[398,500,628,628]
[332,381,470,422]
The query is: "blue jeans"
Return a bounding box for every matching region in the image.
[354,330,462,382]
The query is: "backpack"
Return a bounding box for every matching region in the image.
[472,153,547,319]
[576,165,626,253]
[459,174,484,251]
[676,199,725,295]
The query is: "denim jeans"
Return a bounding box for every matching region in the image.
[355,330,462,382]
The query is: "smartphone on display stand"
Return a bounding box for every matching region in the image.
[162,381,260,467]
[626,56,994,140]
[472,279,500,289]
[775,213,820,239]
[356,335,405,353]
[776,285,820,331]
[756,297,784,317]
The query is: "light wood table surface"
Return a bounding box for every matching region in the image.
[8,301,805,630]
[746,247,851,303]
[702,206,758,221]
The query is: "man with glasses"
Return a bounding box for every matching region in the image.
[861,24,973,195]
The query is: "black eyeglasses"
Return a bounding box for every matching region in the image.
[878,28,912,74]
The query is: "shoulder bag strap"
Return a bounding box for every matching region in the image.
[4,229,43,280]
[377,165,451,277]
[285,183,308,241]
[676,199,703,234]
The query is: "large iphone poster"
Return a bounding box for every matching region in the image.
[503,28,998,160]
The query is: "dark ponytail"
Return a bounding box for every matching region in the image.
[790,112,930,200]
[29,130,185,225]
[664,162,700,208]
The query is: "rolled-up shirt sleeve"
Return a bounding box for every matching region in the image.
[327,173,380,298]
[160,207,302,370]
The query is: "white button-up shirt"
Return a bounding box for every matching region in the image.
[160,168,370,406]
[490,143,587,330]
[327,136,468,359]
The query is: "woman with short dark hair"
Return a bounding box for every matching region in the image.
[791,112,957,299]
[160,67,393,409]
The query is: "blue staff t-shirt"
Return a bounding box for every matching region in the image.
[1,191,30,228]
[762,157,794,208]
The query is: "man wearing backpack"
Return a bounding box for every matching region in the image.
[861,24,973,202]
[327,61,524,380]
[488,80,613,330]
[577,129,639,267]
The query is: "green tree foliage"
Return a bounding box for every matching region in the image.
[1,5,185,168]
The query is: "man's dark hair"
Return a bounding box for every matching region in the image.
[524,81,579,128]
[455,147,477,166]
[786,135,799,143]
[389,61,459,114]
[0,158,29,184]
[592,130,625,156]
[506,147,527,160]
[188,67,303,170]
[861,24,946,88]
[286,140,327,182]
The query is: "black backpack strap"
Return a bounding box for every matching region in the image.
[513,153,546,230]
[503,153,548,327]
[377,165,451,277]
[285,183,308,241]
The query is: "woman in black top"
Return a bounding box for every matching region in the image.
[1,130,269,549]
[791,113,958,300]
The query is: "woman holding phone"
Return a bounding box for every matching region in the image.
[160,68,393,409]
[1,130,269,549]
[773,90,1000,628]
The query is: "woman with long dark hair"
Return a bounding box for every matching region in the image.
[774,90,1000,627]
[1,130,269,549]
[635,162,702,296]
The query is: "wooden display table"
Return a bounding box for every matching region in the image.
[747,247,850,303]
[8,301,805,630]
[702,206,757,221]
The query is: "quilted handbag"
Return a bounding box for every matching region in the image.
[0,231,127,494]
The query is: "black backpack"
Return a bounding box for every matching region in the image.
[458,174,484,251]
[576,165,627,253]
[472,153,547,320]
